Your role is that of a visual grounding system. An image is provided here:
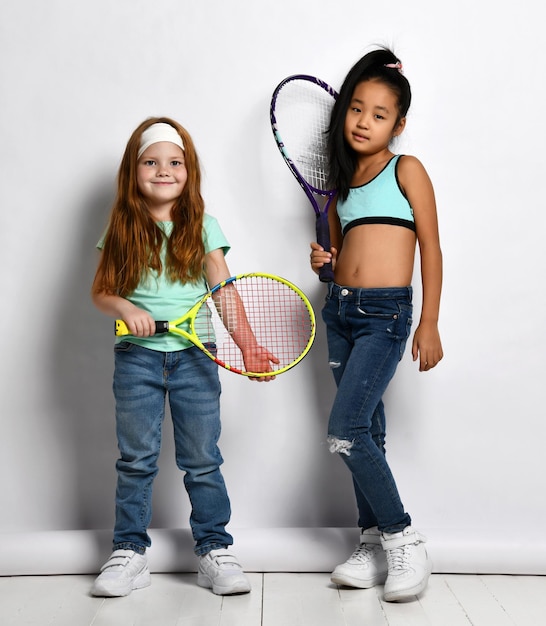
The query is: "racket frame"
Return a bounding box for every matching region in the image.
[115,273,316,378]
[270,74,339,282]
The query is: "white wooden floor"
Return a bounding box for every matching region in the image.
[1,572,545,625]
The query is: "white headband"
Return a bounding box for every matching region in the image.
[138,123,185,158]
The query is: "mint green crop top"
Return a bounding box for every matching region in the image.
[336,155,415,235]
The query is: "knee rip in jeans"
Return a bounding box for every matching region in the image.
[327,435,354,456]
[328,360,341,369]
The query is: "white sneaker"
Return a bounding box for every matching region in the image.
[330,527,388,588]
[91,549,151,597]
[381,526,432,602]
[197,549,251,595]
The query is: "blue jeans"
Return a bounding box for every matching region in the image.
[112,342,233,556]
[322,283,413,534]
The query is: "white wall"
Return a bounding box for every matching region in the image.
[1,0,545,575]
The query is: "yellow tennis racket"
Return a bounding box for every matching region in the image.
[115,273,315,378]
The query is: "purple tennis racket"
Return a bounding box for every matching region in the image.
[270,74,338,282]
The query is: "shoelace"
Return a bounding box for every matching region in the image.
[348,542,377,564]
[385,544,413,571]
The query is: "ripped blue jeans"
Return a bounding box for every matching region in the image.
[322,283,413,534]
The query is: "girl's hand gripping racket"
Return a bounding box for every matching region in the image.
[270,74,338,282]
[115,273,316,379]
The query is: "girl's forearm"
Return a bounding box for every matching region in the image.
[419,245,442,324]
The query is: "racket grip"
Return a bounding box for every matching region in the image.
[115,320,130,336]
[316,213,334,283]
[114,320,169,335]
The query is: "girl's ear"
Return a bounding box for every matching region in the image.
[392,117,406,137]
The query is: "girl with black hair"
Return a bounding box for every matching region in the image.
[310,48,443,602]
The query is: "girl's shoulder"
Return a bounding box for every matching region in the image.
[397,154,424,170]
[203,213,231,255]
[396,155,435,202]
[203,212,224,228]
[203,212,227,237]
[203,212,217,220]
[397,154,431,183]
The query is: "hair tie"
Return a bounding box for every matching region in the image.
[384,61,403,74]
[138,123,185,158]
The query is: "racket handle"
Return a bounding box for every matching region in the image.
[114,320,169,336]
[316,213,334,283]
[115,320,130,336]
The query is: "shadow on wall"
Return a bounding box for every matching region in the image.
[47,172,119,531]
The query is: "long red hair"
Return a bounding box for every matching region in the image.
[93,117,206,297]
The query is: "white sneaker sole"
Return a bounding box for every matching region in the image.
[383,559,432,602]
[331,571,387,588]
[197,572,251,595]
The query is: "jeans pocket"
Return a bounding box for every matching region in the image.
[114,341,135,353]
[396,305,413,359]
[356,301,401,320]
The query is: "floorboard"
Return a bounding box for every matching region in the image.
[0,573,544,625]
[262,573,347,626]
[479,575,546,626]
[442,574,516,626]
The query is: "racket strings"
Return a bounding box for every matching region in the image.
[274,81,334,191]
[194,276,314,374]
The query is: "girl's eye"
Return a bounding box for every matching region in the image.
[143,160,156,166]
[171,160,184,166]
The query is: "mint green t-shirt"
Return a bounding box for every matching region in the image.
[98,213,230,352]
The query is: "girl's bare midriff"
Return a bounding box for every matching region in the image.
[334,224,416,288]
